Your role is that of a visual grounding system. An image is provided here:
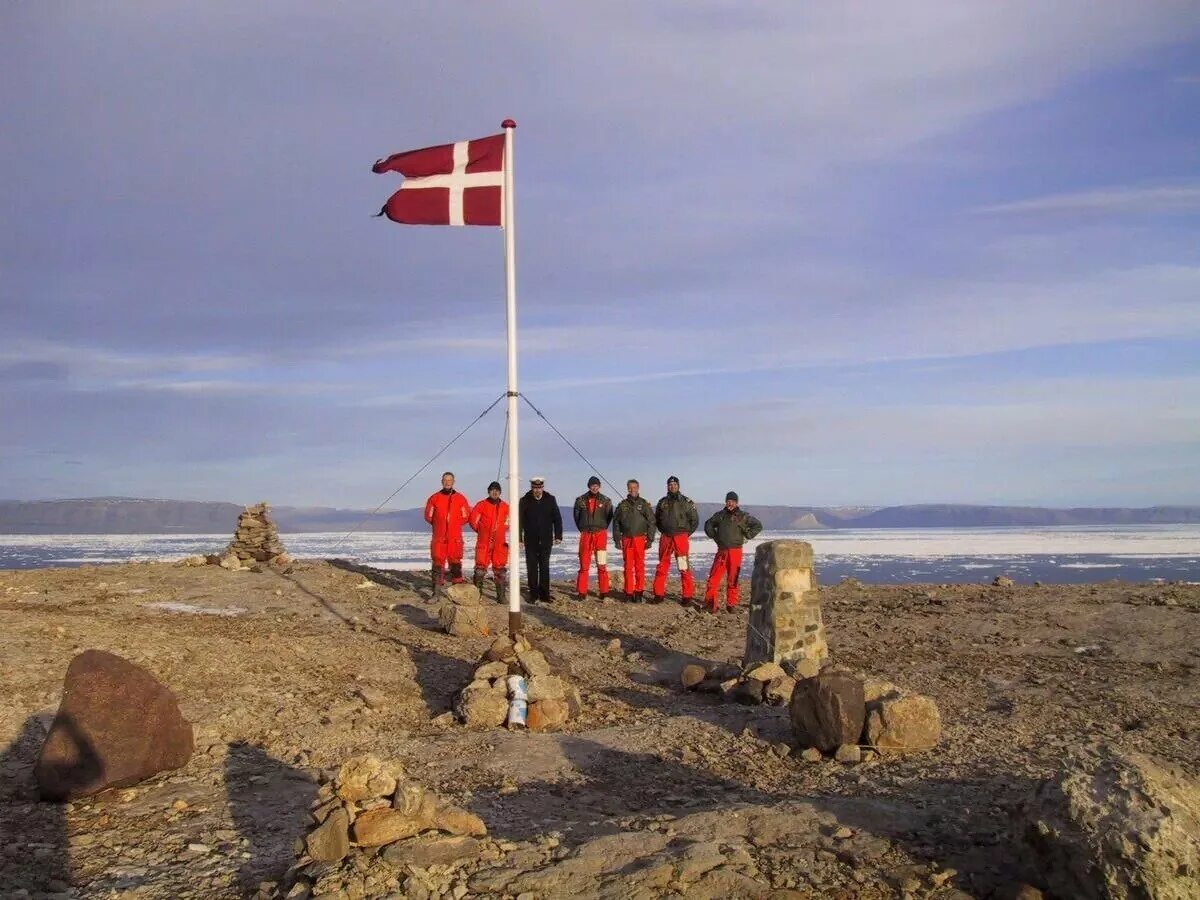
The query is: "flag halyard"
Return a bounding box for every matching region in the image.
[373,133,505,226]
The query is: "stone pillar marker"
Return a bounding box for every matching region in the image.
[744,539,828,675]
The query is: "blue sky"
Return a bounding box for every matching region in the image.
[2,2,1199,508]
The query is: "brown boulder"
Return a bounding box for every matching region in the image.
[680,664,707,689]
[789,671,866,753]
[439,602,490,638]
[352,808,426,846]
[864,694,941,751]
[527,699,569,732]
[35,650,193,801]
[307,807,351,862]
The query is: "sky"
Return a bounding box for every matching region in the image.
[2,2,1199,509]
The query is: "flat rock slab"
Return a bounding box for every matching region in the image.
[35,649,194,801]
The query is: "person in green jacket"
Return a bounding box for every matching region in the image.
[613,479,656,602]
[702,491,763,612]
[653,475,699,605]
[573,476,614,600]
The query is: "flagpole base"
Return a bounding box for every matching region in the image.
[508,610,522,639]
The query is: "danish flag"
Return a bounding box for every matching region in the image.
[372,132,505,226]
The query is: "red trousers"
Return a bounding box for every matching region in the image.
[431,532,465,572]
[653,534,695,599]
[576,531,611,596]
[704,547,743,609]
[621,535,648,593]
[473,537,509,571]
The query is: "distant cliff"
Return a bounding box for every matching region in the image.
[2,498,1198,534]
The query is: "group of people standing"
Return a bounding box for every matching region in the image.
[424,472,763,612]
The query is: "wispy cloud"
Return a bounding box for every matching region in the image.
[976,183,1200,216]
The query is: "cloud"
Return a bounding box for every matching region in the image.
[976,183,1200,216]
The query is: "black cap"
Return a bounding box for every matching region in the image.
[587,476,601,487]
[725,491,739,502]
[667,475,680,485]
[487,481,502,493]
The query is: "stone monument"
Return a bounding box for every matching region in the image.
[744,539,828,675]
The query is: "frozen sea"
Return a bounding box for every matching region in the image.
[1,525,1198,584]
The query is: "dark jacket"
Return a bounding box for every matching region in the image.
[703,506,763,549]
[655,492,699,536]
[573,492,613,533]
[519,491,563,545]
[613,495,656,544]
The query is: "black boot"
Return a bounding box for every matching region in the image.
[495,568,509,606]
[428,566,442,603]
[449,561,465,584]
[473,566,487,594]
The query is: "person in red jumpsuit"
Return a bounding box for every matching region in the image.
[424,471,471,600]
[702,491,763,613]
[469,480,510,605]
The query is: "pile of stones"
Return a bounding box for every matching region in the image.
[790,670,941,763]
[679,658,801,708]
[437,583,492,638]
[178,502,292,571]
[682,539,941,763]
[280,755,486,897]
[454,635,582,731]
[224,502,290,567]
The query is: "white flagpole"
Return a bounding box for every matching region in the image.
[501,119,522,637]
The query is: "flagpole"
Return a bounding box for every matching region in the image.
[501,119,522,638]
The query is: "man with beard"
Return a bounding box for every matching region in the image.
[573,476,614,601]
[518,476,562,603]
[652,475,699,606]
[702,491,763,613]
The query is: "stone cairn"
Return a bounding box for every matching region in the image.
[224,502,289,566]
[179,502,292,571]
[278,754,486,899]
[438,583,491,638]
[454,634,582,731]
[680,540,941,763]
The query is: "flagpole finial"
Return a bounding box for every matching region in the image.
[502,119,517,129]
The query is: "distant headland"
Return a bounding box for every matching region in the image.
[1,497,1198,534]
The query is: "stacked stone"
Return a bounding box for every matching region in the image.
[454,635,582,731]
[289,754,486,894]
[438,583,491,637]
[225,502,289,565]
[681,539,942,762]
[744,539,828,674]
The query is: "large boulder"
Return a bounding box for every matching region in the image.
[35,650,193,800]
[788,671,865,753]
[438,602,490,638]
[1021,746,1200,900]
[864,694,941,752]
[454,681,508,729]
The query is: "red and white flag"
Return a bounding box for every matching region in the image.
[372,133,504,226]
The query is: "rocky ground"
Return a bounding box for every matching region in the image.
[1,560,1198,899]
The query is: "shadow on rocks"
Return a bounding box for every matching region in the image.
[468,734,781,844]
[225,741,320,894]
[328,558,429,596]
[0,713,75,894]
[273,563,476,718]
[812,765,1042,897]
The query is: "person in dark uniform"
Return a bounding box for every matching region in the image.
[518,476,562,603]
